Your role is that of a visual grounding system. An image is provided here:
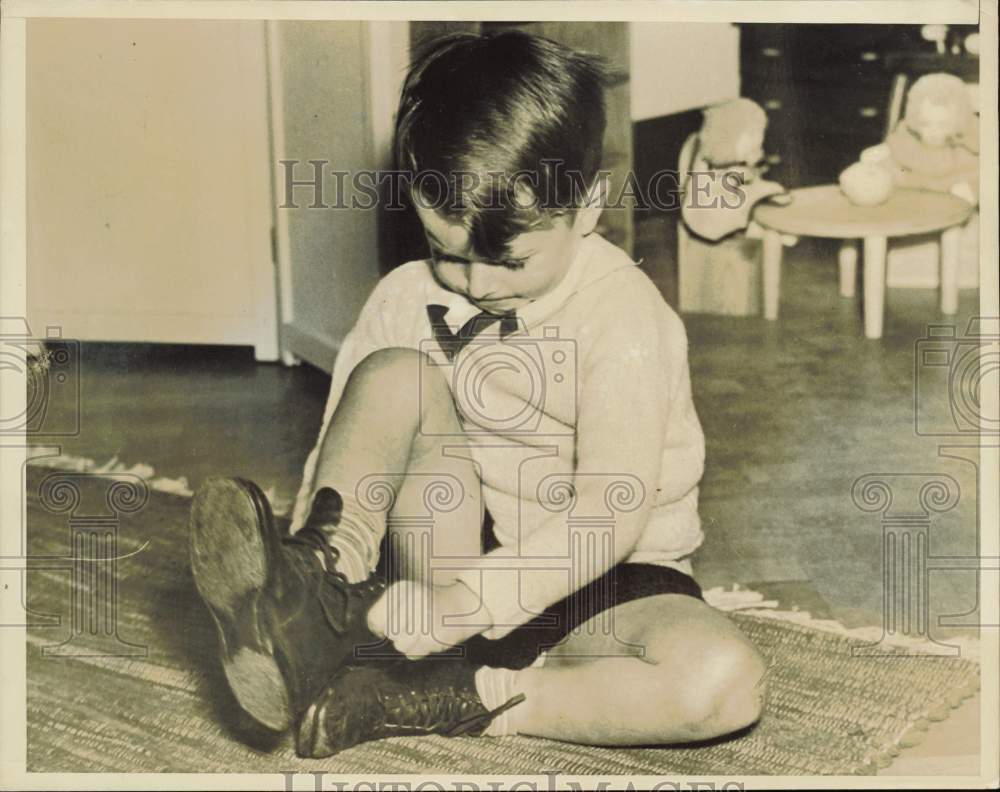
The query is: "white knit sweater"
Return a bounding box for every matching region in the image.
[291,233,705,639]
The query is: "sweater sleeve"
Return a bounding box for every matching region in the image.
[454,278,678,639]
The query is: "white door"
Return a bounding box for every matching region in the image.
[26,19,279,360]
[269,21,409,371]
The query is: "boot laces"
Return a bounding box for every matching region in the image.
[447,693,527,736]
[285,527,348,584]
[380,682,525,736]
[284,527,355,632]
[382,684,480,733]
[286,528,385,595]
[284,527,388,633]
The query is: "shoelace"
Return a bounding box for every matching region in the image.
[285,526,347,583]
[286,527,386,595]
[382,685,474,732]
[381,683,526,736]
[284,527,389,634]
[284,527,357,633]
[446,693,527,737]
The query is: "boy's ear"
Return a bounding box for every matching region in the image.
[571,175,607,236]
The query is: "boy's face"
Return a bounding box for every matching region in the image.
[414,203,582,314]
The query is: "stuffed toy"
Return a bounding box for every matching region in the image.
[852,72,979,206]
[843,73,981,291]
[678,98,793,316]
[682,98,788,242]
[838,161,896,206]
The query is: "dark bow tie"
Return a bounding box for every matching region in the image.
[426,304,518,361]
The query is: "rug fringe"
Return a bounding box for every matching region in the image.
[859,676,980,771]
[26,452,294,517]
[703,584,982,662]
[650,584,981,774]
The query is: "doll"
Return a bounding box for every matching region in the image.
[858,72,979,205]
[847,73,980,290]
[682,98,788,242]
[678,98,791,315]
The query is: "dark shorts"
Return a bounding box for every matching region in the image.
[372,510,703,670]
[458,513,704,669]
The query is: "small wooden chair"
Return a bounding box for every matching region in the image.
[883,74,980,294]
[677,134,761,315]
[677,133,794,316]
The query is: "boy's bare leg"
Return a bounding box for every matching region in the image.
[309,347,482,583]
[297,349,765,748]
[508,595,767,744]
[189,347,480,731]
[295,588,766,756]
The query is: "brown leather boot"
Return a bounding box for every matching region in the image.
[189,478,387,731]
[296,657,526,758]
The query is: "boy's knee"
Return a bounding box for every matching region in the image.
[645,631,766,741]
[357,347,451,381]
[352,347,426,382]
[349,347,456,430]
[710,641,767,734]
[684,640,767,738]
[350,348,448,396]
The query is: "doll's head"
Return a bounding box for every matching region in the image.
[903,73,974,147]
[699,98,768,167]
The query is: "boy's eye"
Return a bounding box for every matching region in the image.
[430,252,466,267]
[431,250,526,271]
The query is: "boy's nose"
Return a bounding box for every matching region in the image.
[466,262,495,300]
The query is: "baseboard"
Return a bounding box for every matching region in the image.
[280,322,343,373]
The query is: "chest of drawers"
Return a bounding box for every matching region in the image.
[738,23,977,188]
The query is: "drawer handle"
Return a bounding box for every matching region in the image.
[764,99,782,110]
[762,46,781,57]
[859,107,878,118]
[860,51,878,62]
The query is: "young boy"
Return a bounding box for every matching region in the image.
[189,31,766,759]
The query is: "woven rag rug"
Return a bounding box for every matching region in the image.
[24,467,980,775]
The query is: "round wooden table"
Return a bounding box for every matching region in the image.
[753,185,974,338]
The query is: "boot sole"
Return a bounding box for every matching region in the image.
[297,680,351,758]
[296,699,328,757]
[189,477,291,731]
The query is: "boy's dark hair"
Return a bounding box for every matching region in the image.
[395,30,609,260]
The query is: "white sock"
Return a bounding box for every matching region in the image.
[474,666,521,737]
[306,492,384,583]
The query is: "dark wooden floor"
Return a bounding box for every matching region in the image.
[29,212,985,635]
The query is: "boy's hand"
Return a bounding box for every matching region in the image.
[367,579,487,659]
